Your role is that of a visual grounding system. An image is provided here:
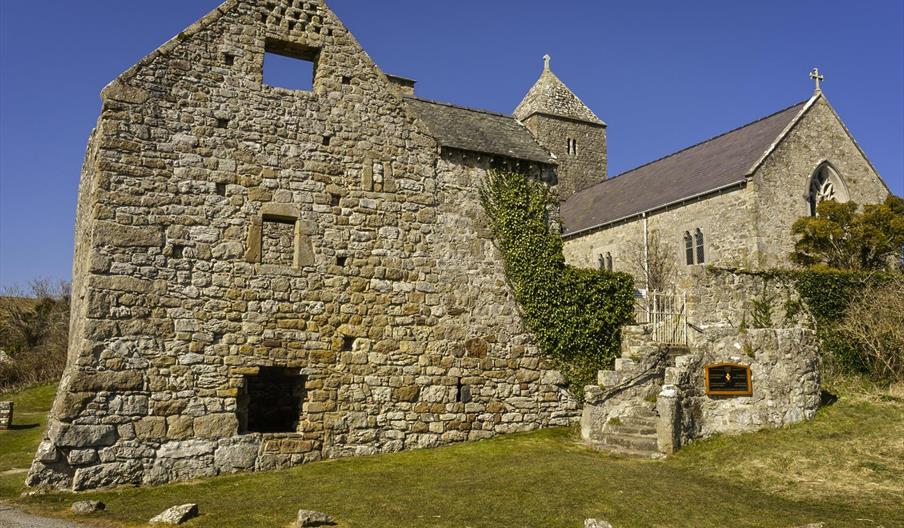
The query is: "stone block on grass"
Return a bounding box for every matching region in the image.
[71,500,105,514]
[150,503,199,525]
[297,509,335,527]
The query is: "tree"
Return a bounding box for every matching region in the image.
[791,195,904,270]
[626,229,675,293]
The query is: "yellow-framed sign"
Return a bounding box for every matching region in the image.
[704,363,752,396]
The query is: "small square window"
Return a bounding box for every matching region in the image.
[215,182,227,196]
[263,38,320,91]
[224,53,236,66]
[216,117,229,129]
[336,255,347,267]
[322,135,331,146]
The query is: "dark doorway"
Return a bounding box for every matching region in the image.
[238,367,305,433]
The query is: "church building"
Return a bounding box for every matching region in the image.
[553,69,890,283]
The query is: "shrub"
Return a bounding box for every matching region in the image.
[791,195,904,270]
[789,268,897,379]
[479,168,635,397]
[0,280,70,392]
[836,274,904,383]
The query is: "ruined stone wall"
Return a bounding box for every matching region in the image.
[28,0,575,492]
[658,327,820,451]
[562,186,759,284]
[684,267,811,335]
[751,96,890,268]
[522,114,606,200]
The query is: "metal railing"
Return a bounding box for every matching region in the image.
[635,290,688,345]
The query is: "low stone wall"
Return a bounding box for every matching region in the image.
[682,267,811,336]
[0,401,12,430]
[657,327,820,452]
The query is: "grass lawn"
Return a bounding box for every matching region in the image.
[1,383,902,528]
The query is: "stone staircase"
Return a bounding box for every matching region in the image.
[581,325,689,457]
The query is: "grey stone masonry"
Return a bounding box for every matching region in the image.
[27,0,578,492]
[0,401,12,430]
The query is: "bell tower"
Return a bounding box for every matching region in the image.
[514,55,607,200]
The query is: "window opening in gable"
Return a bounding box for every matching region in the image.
[261,215,297,267]
[237,367,305,433]
[263,38,320,91]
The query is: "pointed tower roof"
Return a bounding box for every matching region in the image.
[513,55,605,126]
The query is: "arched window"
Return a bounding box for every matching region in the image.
[597,252,613,271]
[695,229,705,264]
[684,232,693,265]
[808,163,849,216]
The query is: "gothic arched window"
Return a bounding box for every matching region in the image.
[808,163,849,216]
[684,232,693,265]
[695,229,705,264]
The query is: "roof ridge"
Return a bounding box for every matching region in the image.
[405,95,514,120]
[593,99,810,188]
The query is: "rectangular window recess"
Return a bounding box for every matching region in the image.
[237,367,305,433]
[263,38,320,91]
[261,215,298,267]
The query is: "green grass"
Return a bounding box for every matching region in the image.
[0,383,56,498]
[1,383,902,528]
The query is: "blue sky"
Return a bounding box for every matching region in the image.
[1,1,902,288]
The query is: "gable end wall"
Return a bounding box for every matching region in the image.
[27,0,576,492]
[751,97,889,267]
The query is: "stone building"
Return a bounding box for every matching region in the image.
[561,86,890,283]
[28,0,892,491]
[28,0,576,491]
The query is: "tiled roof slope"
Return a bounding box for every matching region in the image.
[513,65,604,126]
[405,96,554,164]
[561,100,809,236]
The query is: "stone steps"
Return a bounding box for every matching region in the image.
[593,431,658,453]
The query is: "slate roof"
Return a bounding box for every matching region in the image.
[561,99,811,236]
[405,96,554,164]
[513,65,605,126]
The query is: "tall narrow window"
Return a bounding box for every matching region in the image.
[606,252,613,271]
[684,232,693,265]
[566,138,578,156]
[695,228,705,264]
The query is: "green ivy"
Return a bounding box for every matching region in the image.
[479,168,635,398]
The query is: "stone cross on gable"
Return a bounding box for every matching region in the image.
[809,67,824,93]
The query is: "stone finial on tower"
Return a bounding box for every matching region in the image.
[543,54,551,71]
[809,67,824,94]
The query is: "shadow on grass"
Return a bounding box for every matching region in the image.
[7,423,39,430]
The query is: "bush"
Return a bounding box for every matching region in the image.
[0,280,70,392]
[479,168,635,397]
[788,269,896,379]
[836,274,904,383]
[791,195,904,270]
